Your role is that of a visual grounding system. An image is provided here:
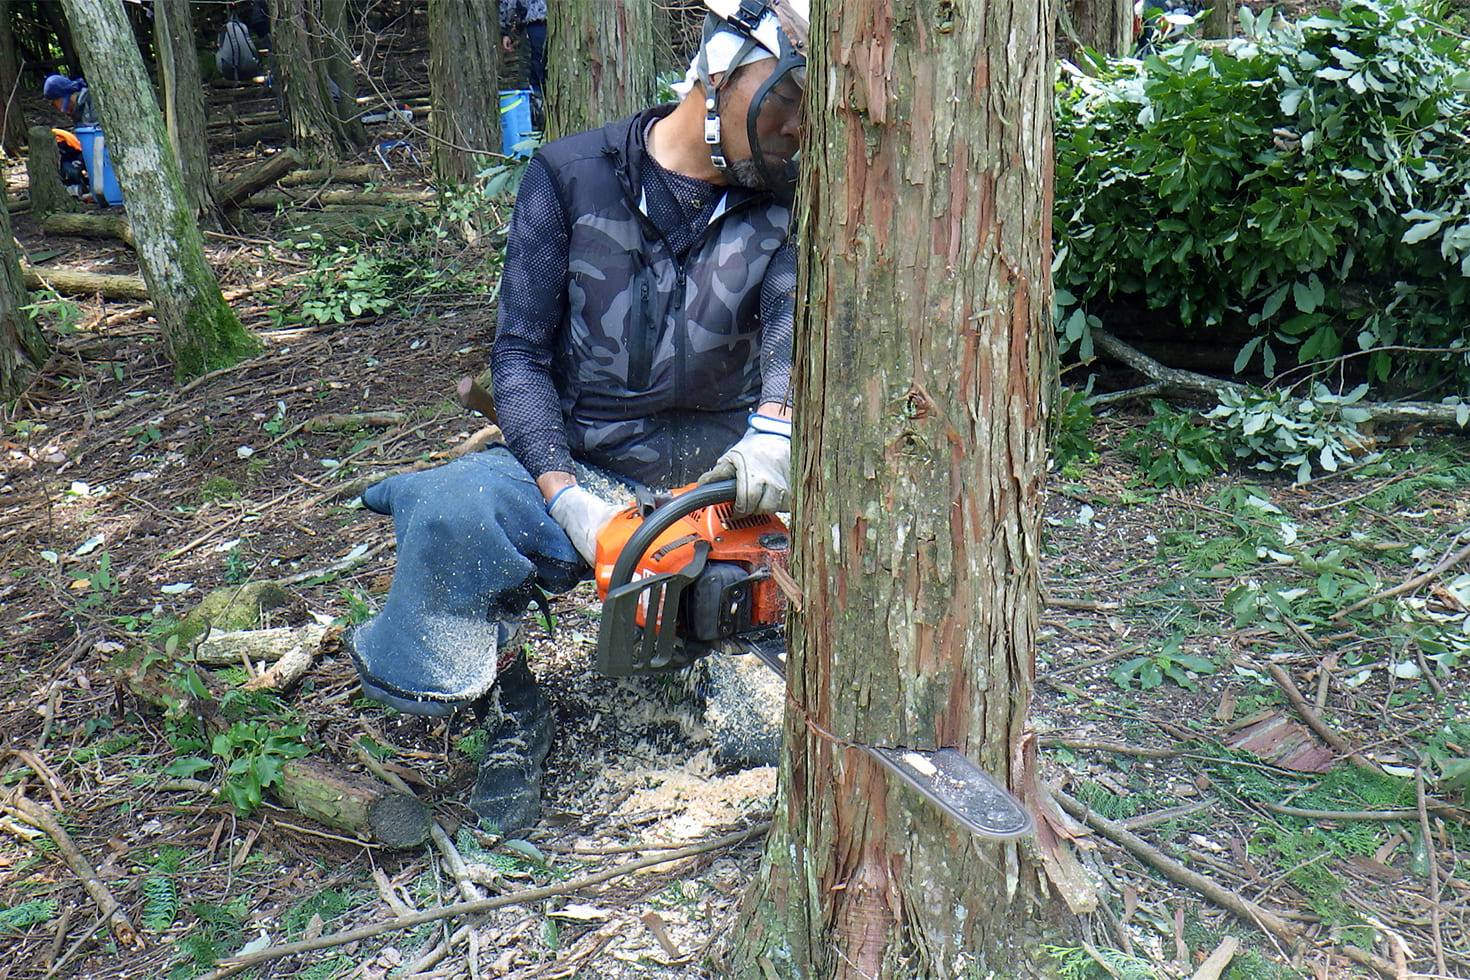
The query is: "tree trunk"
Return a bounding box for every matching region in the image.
[59,0,260,378]
[1202,4,1233,39]
[322,0,369,148]
[545,0,654,140]
[1060,0,1135,60]
[0,2,27,153]
[732,0,1057,976]
[26,125,79,217]
[427,0,501,184]
[154,0,220,225]
[0,200,47,401]
[269,0,342,167]
[40,0,81,76]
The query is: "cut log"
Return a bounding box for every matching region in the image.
[43,211,134,246]
[272,758,431,849]
[244,187,437,209]
[215,149,303,208]
[278,165,379,187]
[26,125,79,217]
[22,264,149,300]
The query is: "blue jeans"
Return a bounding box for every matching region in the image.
[525,21,546,96]
[348,447,586,707]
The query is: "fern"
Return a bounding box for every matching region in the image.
[294,956,352,980]
[0,898,57,931]
[141,875,179,932]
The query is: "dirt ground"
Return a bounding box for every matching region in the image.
[3,9,1470,980]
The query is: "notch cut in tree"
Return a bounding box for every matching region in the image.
[733,0,1058,976]
[60,0,260,379]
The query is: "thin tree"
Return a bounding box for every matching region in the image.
[269,0,345,167]
[733,0,1057,976]
[60,0,260,378]
[154,0,220,224]
[0,1,27,153]
[322,0,368,148]
[0,201,46,401]
[545,0,655,139]
[1061,0,1136,59]
[426,0,501,185]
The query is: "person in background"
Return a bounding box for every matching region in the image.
[500,0,547,111]
[43,74,97,127]
[217,10,264,83]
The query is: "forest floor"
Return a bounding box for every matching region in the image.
[3,11,1470,980]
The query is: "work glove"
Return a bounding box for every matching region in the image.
[547,485,623,565]
[697,413,791,517]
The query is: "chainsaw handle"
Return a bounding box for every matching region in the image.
[605,480,737,591]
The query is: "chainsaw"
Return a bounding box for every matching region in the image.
[591,480,1034,841]
[593,479,789,679]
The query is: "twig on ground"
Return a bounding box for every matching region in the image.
[1334,532,1470,620]
[1118,799,1215,831]
[1038,737,1180,759]
[1,792,141,949]
[196,822,772,979]
[1417,770,1448,979]
[274,539,392,586]
[1189,936,1240,980]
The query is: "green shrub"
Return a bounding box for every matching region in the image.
[1055,0,1470,391]
[1123,400,1228,485]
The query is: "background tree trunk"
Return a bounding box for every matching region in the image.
[60,0,260,378]
[0,2,27,154]
[26,125,79,217]
[155,0,220,225]
[322,0,369,148]
[1060,0,1135,60]
[733,0,1056,976]
[269,0,342,167]
[1202,4,1233,39]
[427,0,501,184]
[545,0,655,140]
[0,200,47,402]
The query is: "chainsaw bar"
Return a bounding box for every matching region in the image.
[748,646,1032,840]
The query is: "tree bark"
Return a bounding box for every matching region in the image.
[0,199,47,401]
[427,0,501,184]
[59,0,261,378]
[154,0,220,225]
[732,0,1057,976]
[269,0,343,167]
[25,125,79,217]
[545,0,655,140]
[0,1,27,153]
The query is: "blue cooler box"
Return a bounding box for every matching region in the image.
[74,125,123,207]
[499,90,535,157]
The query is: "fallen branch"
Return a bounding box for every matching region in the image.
[1091,330,1470,426]
[1334,531,1470,620]
[1264,662,1381,775]
[215,149,302,208]
[196,821,772,979]
[1050,784,1398,978]
[42,212,134,246]
[0,793,141,949]
[22,264,150,300]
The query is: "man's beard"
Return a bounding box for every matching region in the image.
[723,157,766,190]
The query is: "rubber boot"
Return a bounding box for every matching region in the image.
[468,654,554,835]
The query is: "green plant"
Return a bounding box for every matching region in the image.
[1109,633,1218,691]
[0,899,57,932]
[1122,401,1228,486]
[75,552,120,611]
[1055,0,1470,390]
[198,477,239,505]
[1044,944,1158,980]
[1203,383,1372,482]
[1050,384,1098,473]
[22,289,83,334]
[337,587,373,625]
[222,546,250,585]
[181,720,313,815]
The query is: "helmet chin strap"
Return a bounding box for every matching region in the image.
[695,15,763,179]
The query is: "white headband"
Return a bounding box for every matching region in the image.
[671,16,784,98]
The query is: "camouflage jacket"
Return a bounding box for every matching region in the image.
[492,106,793,488]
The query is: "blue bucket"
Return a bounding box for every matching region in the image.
[74,125,123,207]
[499,90,535,157]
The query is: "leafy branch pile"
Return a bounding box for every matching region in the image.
[1056,0,1470,392]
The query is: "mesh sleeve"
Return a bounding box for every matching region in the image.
[758,237,796,409]
[491,155,576,479]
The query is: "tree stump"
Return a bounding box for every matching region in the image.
[26,125,79,217]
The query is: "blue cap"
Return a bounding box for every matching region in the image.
[43,75,85,101]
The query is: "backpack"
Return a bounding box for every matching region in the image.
[217,20,261,81]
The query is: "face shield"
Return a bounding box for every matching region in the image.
[743,36,806,205]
